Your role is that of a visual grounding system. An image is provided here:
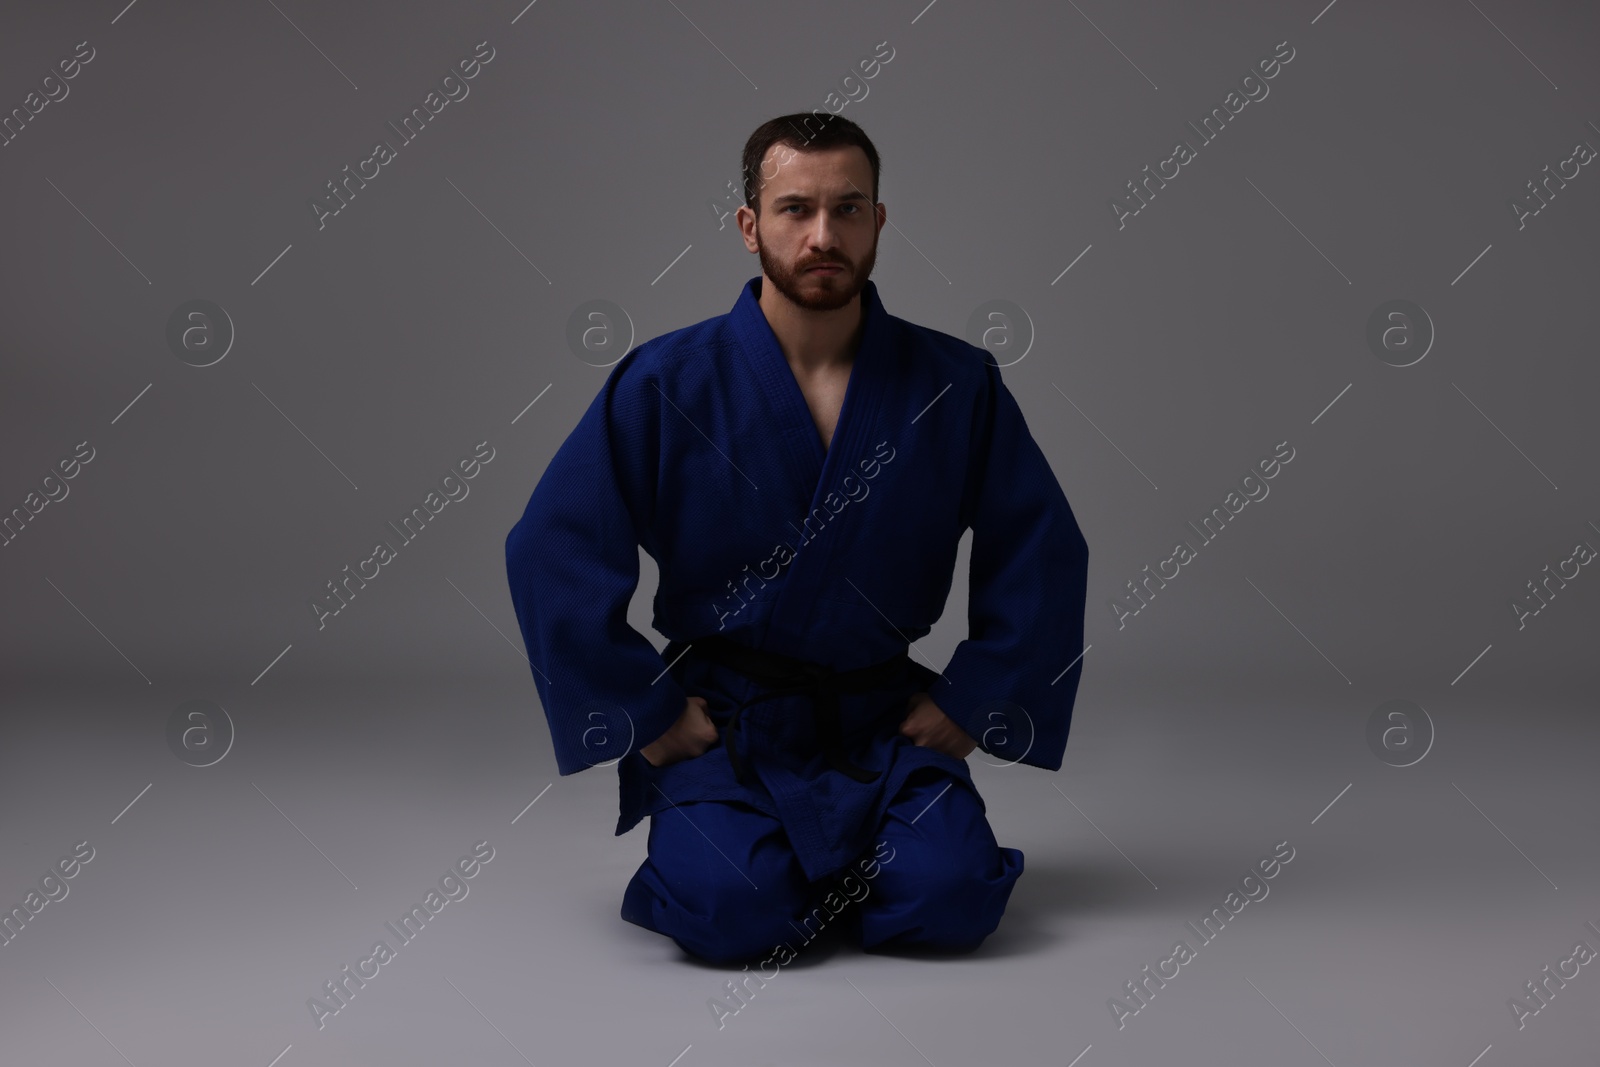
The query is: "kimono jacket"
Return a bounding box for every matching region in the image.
[505,276,1089,883]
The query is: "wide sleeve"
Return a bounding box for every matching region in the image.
[504,357,688,776]
[929,362,1090,772]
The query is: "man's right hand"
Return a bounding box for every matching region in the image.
[640,696,718,768]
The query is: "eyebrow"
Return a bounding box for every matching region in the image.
[770,191,872,206]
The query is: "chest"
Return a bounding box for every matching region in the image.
[788,362,853,452]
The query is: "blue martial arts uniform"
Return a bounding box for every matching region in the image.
[505,276,1089,961]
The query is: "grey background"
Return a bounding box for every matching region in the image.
[2,0,1596,1064]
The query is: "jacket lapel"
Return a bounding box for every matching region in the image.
[726,276,894,657]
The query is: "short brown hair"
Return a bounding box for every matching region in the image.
[740,113,881,213]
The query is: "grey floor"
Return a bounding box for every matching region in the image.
[2,674,1594,1067]
[3,1,1599,1063]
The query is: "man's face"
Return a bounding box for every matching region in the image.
[740,143,884,312]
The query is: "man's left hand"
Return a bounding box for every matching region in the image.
[899,692,977,760]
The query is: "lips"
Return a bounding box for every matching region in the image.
[805,263,845,274]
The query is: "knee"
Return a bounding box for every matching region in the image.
[879,793,1010,900]
[675,875,811,963]
[922,848,1014,922]
[645,835,812,963]
[927,847,1009,903]
[865,842,1023,952]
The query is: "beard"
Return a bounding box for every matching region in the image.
[756,223,878,312]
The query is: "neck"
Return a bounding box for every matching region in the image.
[757,276,865,374]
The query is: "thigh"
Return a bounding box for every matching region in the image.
[646,799,811,903]
[853,768,1024,950]
[879,768,999,854]
[630,799,821,963]
[862,768,1015,897]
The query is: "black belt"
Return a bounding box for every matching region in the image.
[665,634,911,786]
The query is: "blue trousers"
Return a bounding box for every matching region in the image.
[620,769,1024,964]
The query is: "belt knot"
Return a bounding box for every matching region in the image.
[663,634,909,786]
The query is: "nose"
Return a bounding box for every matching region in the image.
[806,212,840,252]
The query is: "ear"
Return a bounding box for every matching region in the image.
[736,204,760,253]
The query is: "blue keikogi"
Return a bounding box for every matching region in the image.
[505,276,1090,883]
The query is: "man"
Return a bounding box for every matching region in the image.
[505,113,1089,964]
